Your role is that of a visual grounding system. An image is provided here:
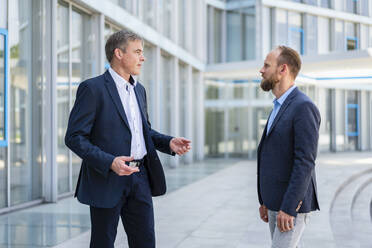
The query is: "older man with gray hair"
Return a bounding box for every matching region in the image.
[65,30,191,248]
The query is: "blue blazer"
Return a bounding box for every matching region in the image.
[65,70,174,208]
[257,87,320,217]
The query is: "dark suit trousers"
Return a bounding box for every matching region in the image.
[89,165,155,248]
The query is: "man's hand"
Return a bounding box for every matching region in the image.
[170,137,191,155]
[110,156,139,176]
[277,210,294,232]
[259,205,268,223]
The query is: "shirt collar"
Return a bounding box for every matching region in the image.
[274,85,297,106]
[108,67,137,89]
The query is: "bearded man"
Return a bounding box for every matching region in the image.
[257,46,320,248]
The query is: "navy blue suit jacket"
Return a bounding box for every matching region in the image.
[65,70,174,208]
[257,87,320,217]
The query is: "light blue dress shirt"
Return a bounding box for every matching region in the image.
[266,85,297,135]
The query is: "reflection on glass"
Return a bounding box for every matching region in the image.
[0,34,5,208]
[0,35,4,140]
[288,12,303,54]
[205,108,225,157]
[227,107,249,158]
[320,0,331,8]
[142,0,155,28]
[160,0,172,40]
[71,8,93,190]
[0,148,6,207]
[227,11,242,61]
[276,9,288,46]
[57,2,70,194]
[9,0,43,205]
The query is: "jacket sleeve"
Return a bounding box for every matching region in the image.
[143,87,175,156]
[65,82,115,178]
[280,101,320,217]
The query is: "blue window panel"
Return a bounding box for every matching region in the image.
[288,27,305,55]
[0,29,8,147]
[346,36,359,50]
[346,104,360,137]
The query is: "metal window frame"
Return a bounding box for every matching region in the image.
[0,29,8,148]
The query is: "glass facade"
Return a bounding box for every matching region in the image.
[288,12,303,54]
[57,1,94,195]
[226,8,256,62]
[160,0,173,40]
[9,0,43,205]
[0,0,370,213]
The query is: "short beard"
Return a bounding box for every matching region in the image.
[260,76,279,92]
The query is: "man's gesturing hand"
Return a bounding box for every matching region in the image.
[259,205,268,223]
[110,156,139,176]
[170,137,191,155]
[277,210,294,232]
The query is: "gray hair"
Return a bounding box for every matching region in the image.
[105,30,143,63]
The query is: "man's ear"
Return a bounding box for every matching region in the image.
[114,48,122,60]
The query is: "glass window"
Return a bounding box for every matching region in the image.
[208,7,222,63]
[138,44,155,122]
[108,0,132,13]
[276,9,288,46]
[305,15,317,55]
[142,0,155,28]
[321,0,331,8]
[345,22,358,50]
[305,0,318,5]
[0,0,6,28]
[288,12,303,54]
[57,2,94,194]
[160,54,172,135]
[0,33,5,141]
[0,32,6,208]
[334,20,344,51]
[9,0,43,205]
[179,0,186,49]
[346,0,358,13]
[361,0,369,16]
[56,2,70,194]
[334,0,345,11]
[160,0,172,40]
[318,17,330,54]
[71,8,93,190]
[369,26,372,47]
[205,108,225,157]
[243,7,255,60]
[227,11,242,62]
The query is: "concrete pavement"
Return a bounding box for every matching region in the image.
[53,152,372,248]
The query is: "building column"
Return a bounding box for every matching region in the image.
[44,0,58,203]
[359,90,369,150]
[197,71,205,160]
[170,57,180,167]
[184,65,193,164]
[154,47,161,130]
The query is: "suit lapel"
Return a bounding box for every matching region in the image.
[266,87,298,137]
[104,71,131,131]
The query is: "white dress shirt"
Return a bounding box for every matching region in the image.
[109,67,147,160]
